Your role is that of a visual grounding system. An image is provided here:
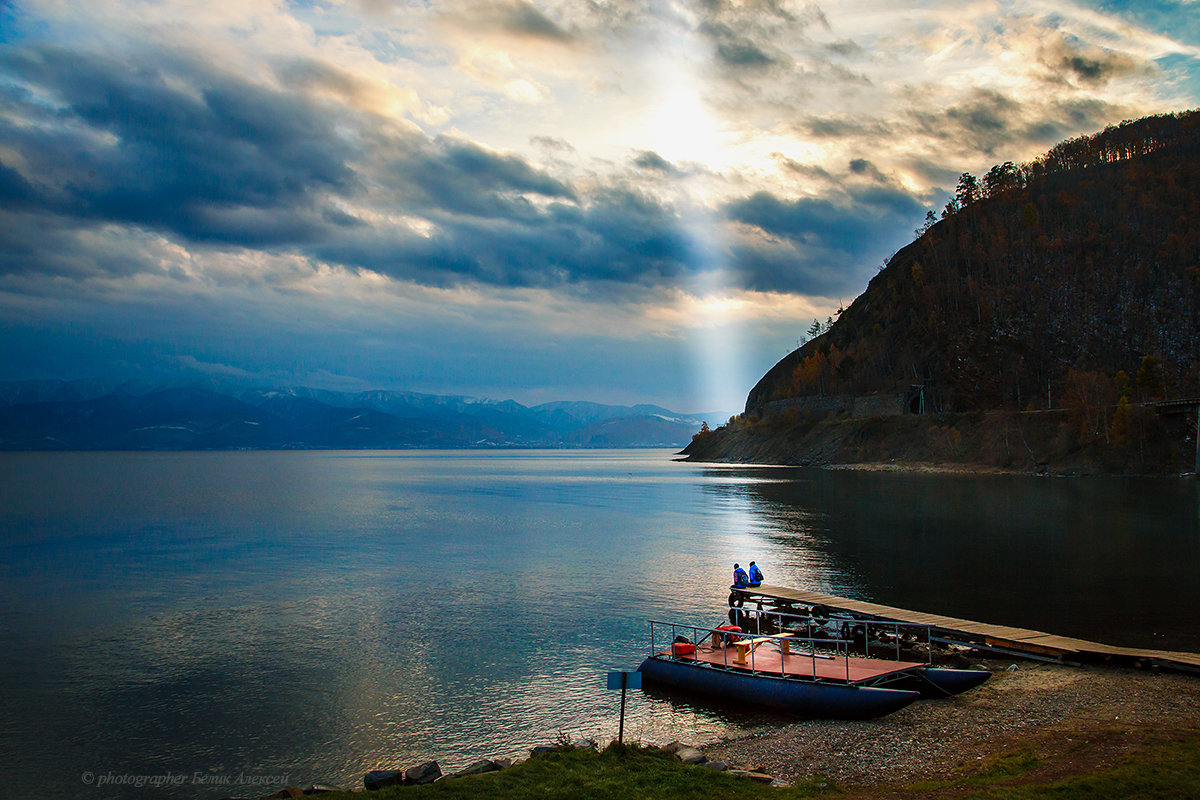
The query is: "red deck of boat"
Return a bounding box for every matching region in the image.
[662,641,924,684]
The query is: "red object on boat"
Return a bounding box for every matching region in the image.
[671,642,696,656]
[714,625,742,645]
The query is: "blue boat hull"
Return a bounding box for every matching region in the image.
[637,657,921,720]
[886,667,992,698]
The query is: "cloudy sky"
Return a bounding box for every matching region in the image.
[1,0,1198,412]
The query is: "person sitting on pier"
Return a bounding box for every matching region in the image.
[732,563,749,588]
[747,561,764,587]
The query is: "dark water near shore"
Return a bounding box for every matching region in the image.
[2,450,1198,798]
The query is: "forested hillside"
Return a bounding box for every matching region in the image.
[749,110,1200,414]
[688,111,1200,474]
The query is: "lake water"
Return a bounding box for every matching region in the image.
[2,450,1199,797]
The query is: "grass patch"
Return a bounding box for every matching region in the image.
[977,750,1040,781]
[901,749,1041,794]
[319,743,834,800]
[963,736,1200,799]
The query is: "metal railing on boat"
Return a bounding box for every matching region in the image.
[648,615,935,683]
[737,608,935,664]
[649,620,856,681]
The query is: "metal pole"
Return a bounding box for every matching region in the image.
[618,676,627,744]
[780,631,786,677]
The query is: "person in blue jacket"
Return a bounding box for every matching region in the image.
[747,561,764,587]
[732,563,749,588]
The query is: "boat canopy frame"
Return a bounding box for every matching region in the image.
[732,606,937,664]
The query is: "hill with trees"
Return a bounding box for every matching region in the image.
[686,110,1200,474]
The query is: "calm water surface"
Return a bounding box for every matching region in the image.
[2,450,1198,798]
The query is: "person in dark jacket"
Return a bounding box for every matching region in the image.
[747,561,764,586]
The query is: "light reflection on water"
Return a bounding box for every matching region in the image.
[1,450,1198,798]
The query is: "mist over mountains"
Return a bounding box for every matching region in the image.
[0,379,723,450]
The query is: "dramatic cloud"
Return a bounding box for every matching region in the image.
[438,0,576,43]
[0,0,1197,410]
[1039,36,1143,85]
[725,180,926,294]
[633,150,677,173]
[0,45,356,251]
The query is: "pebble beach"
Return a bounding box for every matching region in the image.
[702,659,1200,789]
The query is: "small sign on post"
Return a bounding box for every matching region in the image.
[606,670,641,743]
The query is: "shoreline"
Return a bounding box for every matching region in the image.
[321,658,1200,797]
[828,460,1052,475]
[682,455,1197,479]
[680,407,1198,477]
[244,656,1200,797]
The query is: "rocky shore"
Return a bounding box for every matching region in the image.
[703,658,1200,790]
[681,408,1197,476]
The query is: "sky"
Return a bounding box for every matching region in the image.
[1,0,1198,412]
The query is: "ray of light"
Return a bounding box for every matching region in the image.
[643,1,749,415]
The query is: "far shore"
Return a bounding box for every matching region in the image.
[676,457,1040,475]
[680,406,1198,477]
[681,455,1198,479]
[829,460,1068,476]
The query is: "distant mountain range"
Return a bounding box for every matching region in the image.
[0,378,724,450]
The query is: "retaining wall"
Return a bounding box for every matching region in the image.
[757,393,905,419]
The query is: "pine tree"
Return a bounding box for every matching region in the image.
[1114,370,1133,399]
[1136,355,1164,400]
[1110,396,1133,451]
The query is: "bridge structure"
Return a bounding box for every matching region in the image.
[1148,397,1200,474]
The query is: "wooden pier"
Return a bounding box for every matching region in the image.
[734,584,1200,674]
